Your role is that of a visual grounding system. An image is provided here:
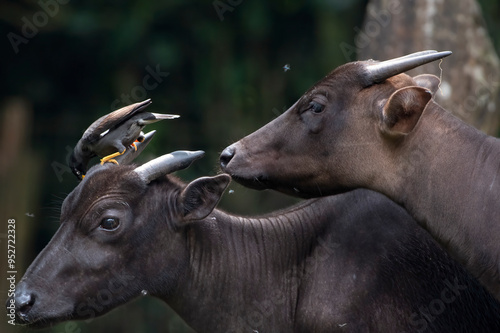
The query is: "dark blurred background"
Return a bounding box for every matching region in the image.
[1,0,499,332]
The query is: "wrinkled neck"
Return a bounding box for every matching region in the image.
[165,201,328,332]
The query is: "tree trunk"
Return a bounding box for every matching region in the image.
[0,99,41,333]
[357,0,500,136]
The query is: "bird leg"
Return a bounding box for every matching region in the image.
[100,148,127,165]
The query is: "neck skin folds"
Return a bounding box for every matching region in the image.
[162,203,327,332]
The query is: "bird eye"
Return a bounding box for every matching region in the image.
[308,101,324,114]
[100,217,120,230]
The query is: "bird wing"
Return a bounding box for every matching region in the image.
[81,99,152,144]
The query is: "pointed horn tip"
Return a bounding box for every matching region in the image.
[417,50,452,62]
[172,150,205,160]
[133,150,205,184]
[392,50,452,60]
[430,50,452,58]
[141,130,156,141]
[164,150,205,171]
[113,130,157,165]
[365,50,453,84]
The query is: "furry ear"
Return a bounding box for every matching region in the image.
[179,174,231,221]
[413,74,441,96]
[381,86,432,135]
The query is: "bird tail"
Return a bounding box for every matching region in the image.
[141,113,180,124]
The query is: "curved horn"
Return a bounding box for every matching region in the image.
[134,150,205,184]
[394,50,441,60]
[365,50,452,85]
[114,130,156,165]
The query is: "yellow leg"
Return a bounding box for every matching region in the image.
[100,148,126,165]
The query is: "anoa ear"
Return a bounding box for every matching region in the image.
[179,174,231,221]
[381,86,432,135]
[413,74,441,96]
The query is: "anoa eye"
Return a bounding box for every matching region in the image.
[99,217,120,230]
[308,101,324,114]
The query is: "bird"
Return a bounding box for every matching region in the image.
[112,130,156,165]
[69,99,179,180]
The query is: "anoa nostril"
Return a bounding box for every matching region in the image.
[220,145,236,169]
[16,292,35,316]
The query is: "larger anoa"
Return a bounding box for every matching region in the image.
[220,50,500,298]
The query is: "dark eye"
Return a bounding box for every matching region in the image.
[308,101,324,114]
[100,217,120,230]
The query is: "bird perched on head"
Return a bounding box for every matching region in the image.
[69,99,179,180]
